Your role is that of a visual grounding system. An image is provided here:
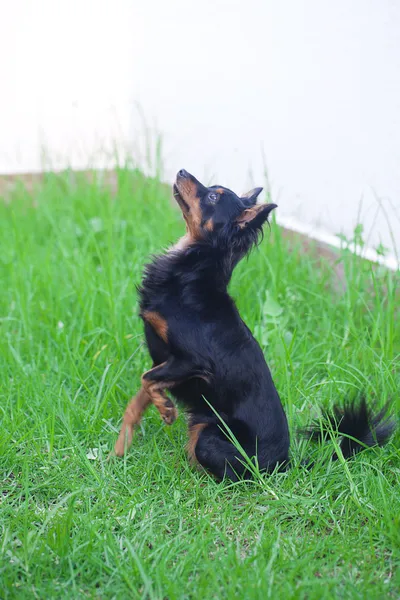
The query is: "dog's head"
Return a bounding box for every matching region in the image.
[173,169,276,253]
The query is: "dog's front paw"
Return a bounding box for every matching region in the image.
[162,405,178,425]
[112,442,126,458]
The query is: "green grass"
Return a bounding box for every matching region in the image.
[0,167,399,599]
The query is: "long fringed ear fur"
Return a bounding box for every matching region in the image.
[236,203,277,229]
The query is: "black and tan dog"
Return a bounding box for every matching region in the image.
[113,169,394,480]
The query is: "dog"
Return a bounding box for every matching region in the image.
[113,169,395,480]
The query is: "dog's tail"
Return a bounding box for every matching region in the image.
[304,397,396,460]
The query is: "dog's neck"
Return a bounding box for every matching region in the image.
[167,237,241,291]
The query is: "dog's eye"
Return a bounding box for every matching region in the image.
[208,193,218,204]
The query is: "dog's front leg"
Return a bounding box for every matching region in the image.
[113,358,207,457]
[113,387,151,457]
[141,358,206,424]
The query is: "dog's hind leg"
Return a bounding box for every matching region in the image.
[113,387,151,456]
[188,419,255,481]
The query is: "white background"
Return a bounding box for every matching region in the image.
[1,0,399,263]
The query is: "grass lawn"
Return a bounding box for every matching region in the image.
[0,168,399,599]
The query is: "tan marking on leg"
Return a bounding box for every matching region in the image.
[113,387,151,456]
[143,311,168,343]
[186,423,208,464]
[141,366,178,425]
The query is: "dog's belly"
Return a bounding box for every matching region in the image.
[169,379,209,409]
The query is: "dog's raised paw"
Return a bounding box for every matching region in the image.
[162,406,178,425]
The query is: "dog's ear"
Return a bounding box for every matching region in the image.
[241,187,264,204]
[236,203,277,229]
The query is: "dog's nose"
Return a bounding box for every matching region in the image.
[178,169,188,178]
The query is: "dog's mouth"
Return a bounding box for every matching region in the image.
[173,183,190,214]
